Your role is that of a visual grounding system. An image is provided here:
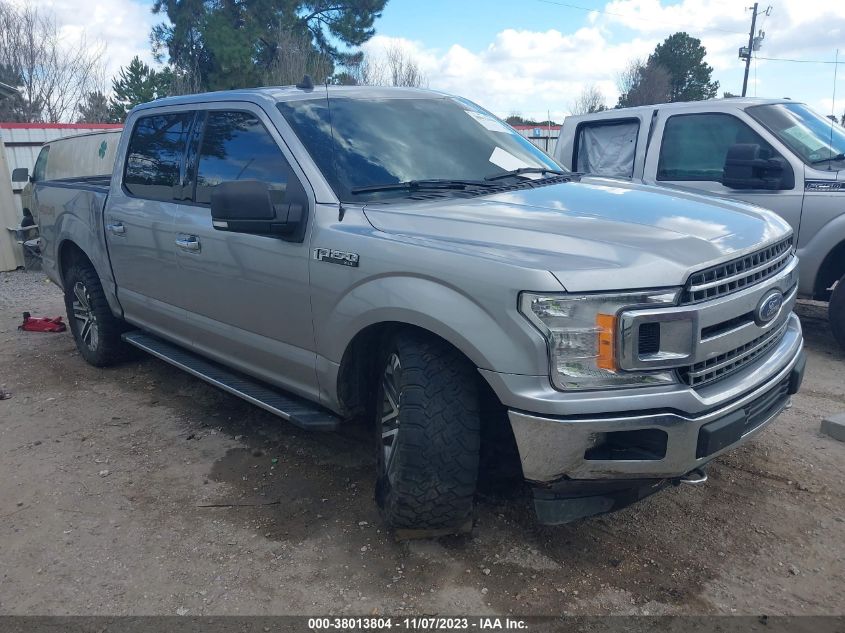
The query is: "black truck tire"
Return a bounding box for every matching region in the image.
[374,330,481,533]
[63,262,129,367]
[830,274,845,351]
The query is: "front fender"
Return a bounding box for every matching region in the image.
[797,211,845,296]
[318,274,553,374]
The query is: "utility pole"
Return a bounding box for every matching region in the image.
[740,4,770,97]
[741,4,758,97]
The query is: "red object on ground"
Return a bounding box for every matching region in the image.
[18,312,66,333]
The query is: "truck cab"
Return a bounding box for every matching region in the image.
[556,99,845,347]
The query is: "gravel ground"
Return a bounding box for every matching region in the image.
[0,269,843,616]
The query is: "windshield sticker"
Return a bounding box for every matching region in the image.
[489,147,532,171]
[465,110,512,134]
[782,125,828,152]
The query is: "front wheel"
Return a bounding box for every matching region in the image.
[63,262,129,366]
[374,331,481,533]
[830,274,845,351]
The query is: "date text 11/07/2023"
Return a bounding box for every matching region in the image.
[307,616,529,630]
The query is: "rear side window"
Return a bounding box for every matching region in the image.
[33,147,49,182]
[195,111,290,205]
[124,112,193,201]
[657,113,776,181]
[575,119,639,177]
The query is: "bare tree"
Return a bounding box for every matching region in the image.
[569,84,607,115]
[263,29,333,87]
[616,58,671,107]
[349,44,428,88]
[0,1,104,122]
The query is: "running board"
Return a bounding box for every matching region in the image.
[121,331,340,432]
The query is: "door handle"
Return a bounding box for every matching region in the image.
[107,221,125,236]
[175,234,201,252]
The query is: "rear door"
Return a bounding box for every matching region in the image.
[106,109,196,346]
[170,104,318,400]
[644,108,805,234]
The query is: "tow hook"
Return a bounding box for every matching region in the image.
[675,468,708,486]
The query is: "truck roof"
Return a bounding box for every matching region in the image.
[132,85,446,115]
[565,97,797,123]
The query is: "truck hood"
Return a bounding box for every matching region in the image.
[362,177,792,292]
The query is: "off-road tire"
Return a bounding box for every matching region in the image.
[63,262,129,367]
[374,330,481,531]
[830,274,845,351]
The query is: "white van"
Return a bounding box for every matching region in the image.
[11,129,122,218]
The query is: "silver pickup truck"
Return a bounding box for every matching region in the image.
[31,84,805,532]
[555,98,845,349]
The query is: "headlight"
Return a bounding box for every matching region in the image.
[520,290,679,390]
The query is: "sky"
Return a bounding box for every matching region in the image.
[23,0,845,122]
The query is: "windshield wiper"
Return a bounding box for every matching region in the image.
[350,179,493,194]
[810,153,845,165]
[484,167,570,181]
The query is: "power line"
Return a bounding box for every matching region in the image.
[754,55,845,64]
[534,0,748,35]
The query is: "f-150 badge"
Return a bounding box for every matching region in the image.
[313,248,360,267]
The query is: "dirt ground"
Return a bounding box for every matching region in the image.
[0,269,843,616]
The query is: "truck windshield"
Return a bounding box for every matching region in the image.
[747,102,845,167]
[276,95,563,201]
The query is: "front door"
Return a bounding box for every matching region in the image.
[171,106,318,401]
[645,110,805,236]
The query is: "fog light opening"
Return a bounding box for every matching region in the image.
[584,428,668,461]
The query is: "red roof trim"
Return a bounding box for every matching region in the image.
[511,124,561,130]
[0,122,123,129]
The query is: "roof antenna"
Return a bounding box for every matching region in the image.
[827,49,839,171]
[296,74,313,90]
[323,76,345,221]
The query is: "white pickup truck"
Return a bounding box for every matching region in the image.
[555,98,845,347]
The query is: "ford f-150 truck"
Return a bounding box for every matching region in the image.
[555,98,845,349]
[31,84,805,533]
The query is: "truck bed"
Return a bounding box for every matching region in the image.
[41,175,112,193]
[33,176,113,291]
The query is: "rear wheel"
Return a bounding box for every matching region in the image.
[63,262,128,366]
[830,274,845,351]
[374,330,481,533]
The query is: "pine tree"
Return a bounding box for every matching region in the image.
[109,56,170,122]
[649,32,719,102]
[150,0,388,92]
[77,91,114,123]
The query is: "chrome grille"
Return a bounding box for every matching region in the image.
[681,237,794,305]
[678,319,789,388]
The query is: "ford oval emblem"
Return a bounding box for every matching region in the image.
[755,290,784,325]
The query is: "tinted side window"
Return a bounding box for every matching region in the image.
[124,112,193,200]
[195,111,290,205]
[33,147,49,182]
[657,113,776,181]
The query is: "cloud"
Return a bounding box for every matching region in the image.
[363,30,659,120]
[363,1,845,120]
[16,0,160,82]
[11,0,845,121]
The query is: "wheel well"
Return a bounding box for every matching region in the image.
[814,240,845,300]
[57,241,91,287]
[336,322,524,483]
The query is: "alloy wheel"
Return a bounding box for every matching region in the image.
[380,352,402,484]
[71,281,99,351]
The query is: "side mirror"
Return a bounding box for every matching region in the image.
[11,167,29,183]
[722,143,794,190]
[210,180,305,238]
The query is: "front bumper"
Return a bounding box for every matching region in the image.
[508,312,804,483]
